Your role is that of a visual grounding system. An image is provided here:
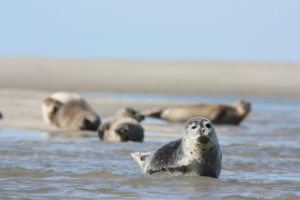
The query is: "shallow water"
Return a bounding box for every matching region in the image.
[1,94,300,199]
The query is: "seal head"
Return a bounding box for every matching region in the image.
[114,107,145,122]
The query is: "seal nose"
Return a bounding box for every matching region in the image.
[200,128,206,136]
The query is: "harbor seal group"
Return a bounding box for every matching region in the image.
[42,98,100,131]
[98,108,144,142]
[142,100,251,125]
[131,117,222,178]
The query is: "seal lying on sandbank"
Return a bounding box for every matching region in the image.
[42,98,100,131]
[114,107,145,122]
[98,108,144,142]
[142,100,251,125]
[131,117,222,178]
[42,91,86,124]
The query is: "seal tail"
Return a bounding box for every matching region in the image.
[131,152,152,173]
[141,108,164,118]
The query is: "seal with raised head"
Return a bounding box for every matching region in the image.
[98,107,144,142]
[131,117,222,178]
[114,107,145,122]
[142,100,251,125]
[42,98,100,131]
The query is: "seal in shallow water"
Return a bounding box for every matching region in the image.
[98,108,144,142]
[142,100,251,125]
[42,98,100,131]
[131,117,222,178]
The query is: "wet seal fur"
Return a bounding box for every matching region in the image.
[42,98,100,131]
[131,117,222,178]
[98,108,144,142]
[142,100,251,125]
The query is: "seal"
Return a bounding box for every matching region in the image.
[131,117,222,178]
[42,98,100,131]
[98,108,144,142]
[114,107,145,122]
[42,91,87,124]
[142,100,251,125]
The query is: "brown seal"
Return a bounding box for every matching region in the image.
[114,107,145,122]
[142,100,251,125]
[42,98,100,131]
[98,108,144,142]
[42,92,87,124]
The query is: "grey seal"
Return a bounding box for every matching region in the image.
[42,98,100,131]
[142,100,251,125]
[131,117,222,178]
[98,108,144,142]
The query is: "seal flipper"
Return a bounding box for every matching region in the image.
[131,152,153,173]
[142,108,165,118]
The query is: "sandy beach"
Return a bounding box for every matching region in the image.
[0,57,299,132]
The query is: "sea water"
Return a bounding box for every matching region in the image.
[1,94,300,199]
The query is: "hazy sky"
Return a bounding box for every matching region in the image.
[0,0,299,62]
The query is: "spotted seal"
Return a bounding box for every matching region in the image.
[142,100,251,125]
[131,117,222,178]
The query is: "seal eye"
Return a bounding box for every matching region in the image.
[191,126,197,129]
[131,110,136,115]
[205,124,211,129]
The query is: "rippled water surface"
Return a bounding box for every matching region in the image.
[1,94,300,199]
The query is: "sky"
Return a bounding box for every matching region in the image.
[0,0,299,62]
